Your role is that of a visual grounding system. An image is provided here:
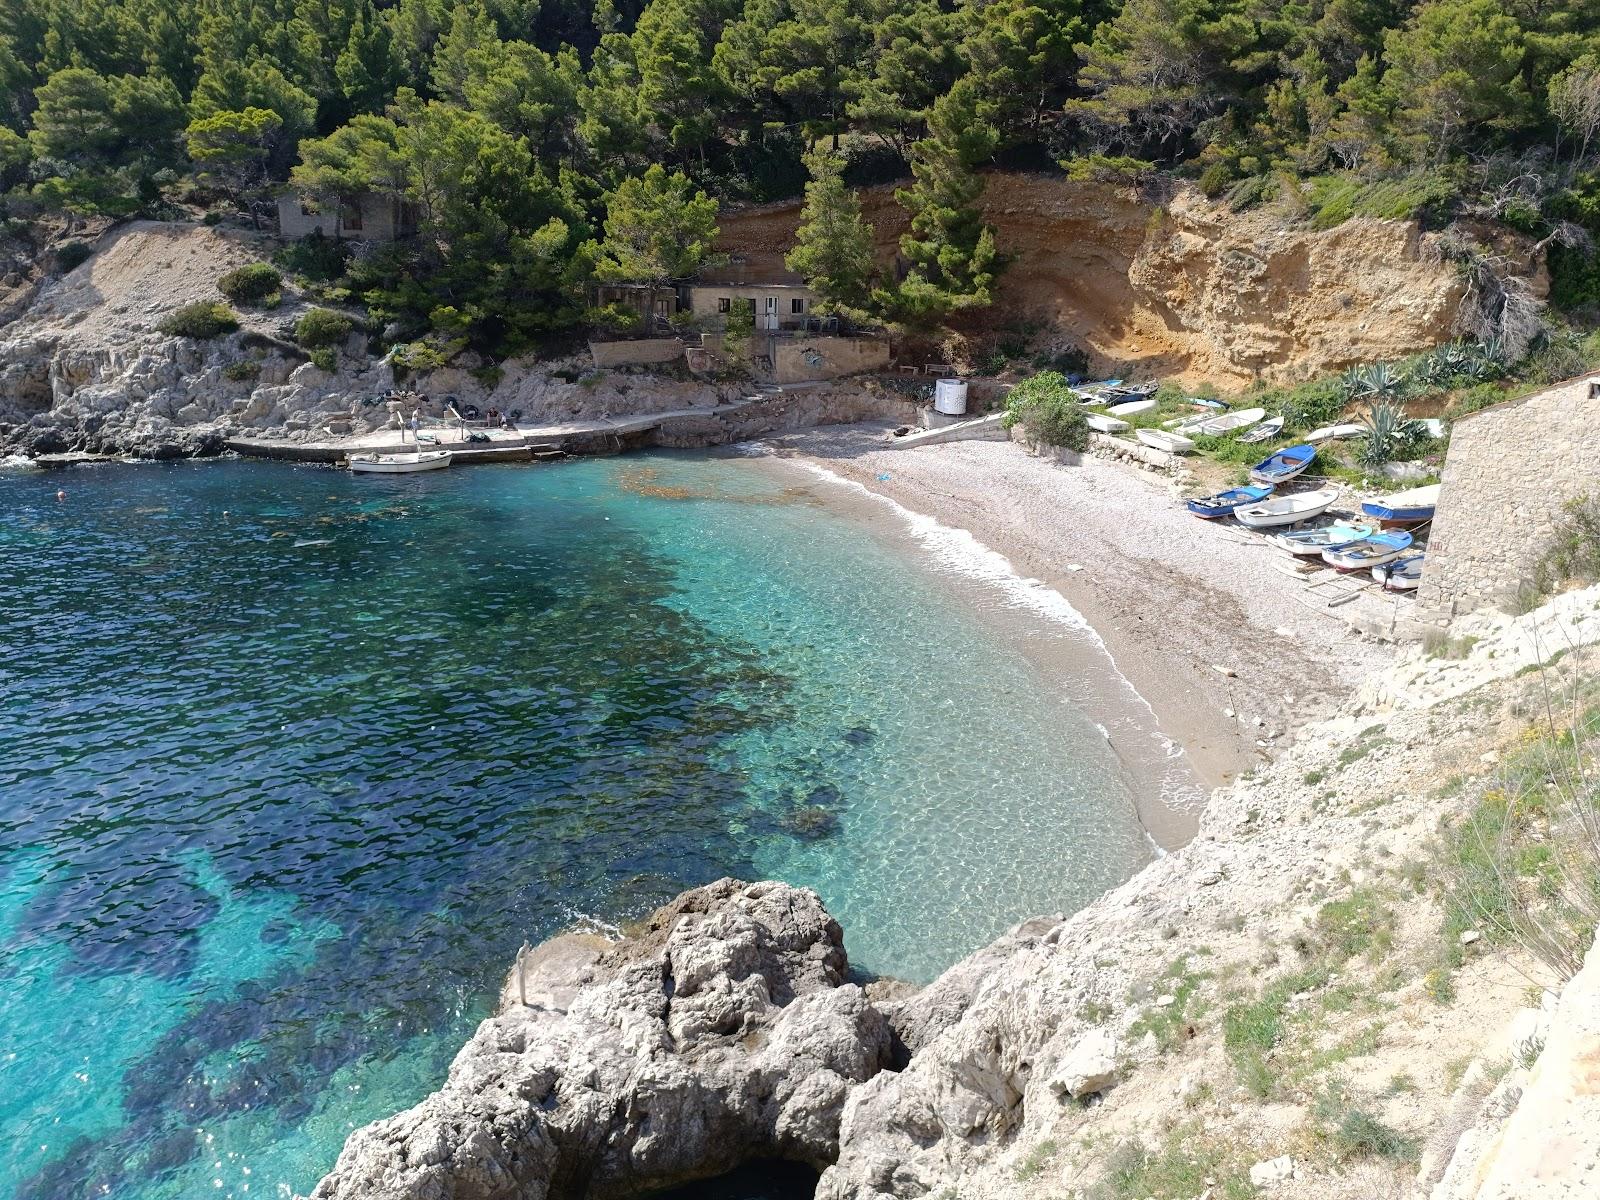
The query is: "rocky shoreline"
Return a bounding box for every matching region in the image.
[306,585,1600,1200]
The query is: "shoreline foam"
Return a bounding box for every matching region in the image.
[765,453,1206,847]
[749,424,1391,794]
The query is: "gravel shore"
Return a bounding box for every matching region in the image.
[752,424,1394,793]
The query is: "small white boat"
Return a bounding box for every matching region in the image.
[1305,423,1366,444]
[1136,428,1195,454]
[1084,413,1129,433]
[1183,406,1266,437]
[1238,415,1284,444]
[1234,487,1342,528]
[1322,530,1414,571]
[1107,398,1157,417]
[348,450,453,474]
[1269,522,1377,556]
[1374,554,1424,590]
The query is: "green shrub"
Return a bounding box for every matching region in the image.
[1224,173,1278,211]
[586,302,643,336]
[221,359,258,382]
[295,307,355,349]
[1535,495,1600,592]
[1196,161,1235,198]
[1304,171,1460,231]
[1315,1084,1419,1162]
[1003,370,1089,450]
[309,347,336,372]
[218,262,282,305]
[201,211,223,226]
[54,239,93,272]
[158,301,239,339]
[273,233,350,283]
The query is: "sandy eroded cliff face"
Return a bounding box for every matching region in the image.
[716,174,1546,386]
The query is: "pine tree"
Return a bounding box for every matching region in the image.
[785,149,875,315]
[886,77,1001,324]
[337,0,402,115]
[583,162,719,284]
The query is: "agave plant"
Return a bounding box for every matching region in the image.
[1355,362,1409,402]
[1357,400,1426,469]
[1415,347,1459,388]
[1338,365,1366,401]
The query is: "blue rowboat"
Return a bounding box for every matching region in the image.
[1186,484,1274,519]
[1361,484,1440,524]
[1322,530,1414,572]
[1249,443,1316,485]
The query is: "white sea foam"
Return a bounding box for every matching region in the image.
[0,453,39,470]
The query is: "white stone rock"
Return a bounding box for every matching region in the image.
[1248,1156,1296,1187]
[1047,1030,1119,1100]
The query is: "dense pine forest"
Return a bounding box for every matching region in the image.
[5,0,1600,356]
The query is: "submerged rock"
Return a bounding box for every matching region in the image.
[782,804,840,839]
[311,879,892,1200]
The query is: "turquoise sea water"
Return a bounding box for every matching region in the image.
[0,454,1157,1200]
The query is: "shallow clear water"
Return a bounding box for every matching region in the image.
[0,455,1154,1200]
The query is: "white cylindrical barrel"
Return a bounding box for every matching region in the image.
[933,378,968,415]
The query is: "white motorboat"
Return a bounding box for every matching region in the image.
[1107,398,1157,417]
[347,450,453,474]
[1374,554,1424,590]
[1084,413,1129,433]
[1233,487,1342,528]
[1136,428,1196,454]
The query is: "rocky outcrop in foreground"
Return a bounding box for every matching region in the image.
[311,879,892,1200]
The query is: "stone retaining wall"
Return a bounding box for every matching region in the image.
[587,338,684,368]
[1416,374,1600,623]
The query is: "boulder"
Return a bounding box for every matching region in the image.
[1047,1029,1119,1099]
[311,879,893,1200]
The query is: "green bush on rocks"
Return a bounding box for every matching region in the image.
[295,307,355,349]
[218,262,282,305]
[158,301,239,339]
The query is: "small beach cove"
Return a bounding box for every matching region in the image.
[1,450,1173,1200]
[752,424,1392,790]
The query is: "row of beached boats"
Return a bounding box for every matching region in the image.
[1070,378,1436,593]
[1184,440,1438,592]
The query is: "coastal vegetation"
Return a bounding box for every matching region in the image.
[8,0,1600,359]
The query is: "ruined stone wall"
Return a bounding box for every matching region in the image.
[1417,374,1600,622]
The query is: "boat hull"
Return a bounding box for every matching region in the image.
[1249,443,1316,486]
[1234,488,1341,528]
[1187,485,1273,518]
[1361,484,1441,525]
[348,450,453,474]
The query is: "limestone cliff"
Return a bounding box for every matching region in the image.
[0,221,744,458]
[716,174,1546,386]
[309,585,1600,1200]
[312,879,892,1200]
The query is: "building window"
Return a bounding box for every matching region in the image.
[791,298,806,314]
[718,297,731,313]
[341,203,363,232]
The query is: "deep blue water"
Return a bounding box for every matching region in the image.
[0,455,1154,1199]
